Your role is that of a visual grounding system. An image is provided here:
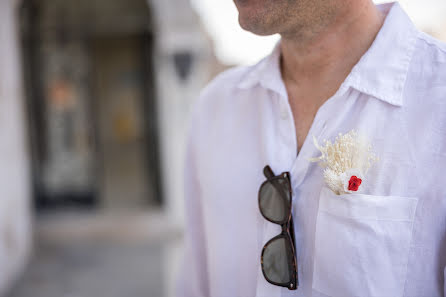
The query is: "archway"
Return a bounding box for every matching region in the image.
[19,0,163,210]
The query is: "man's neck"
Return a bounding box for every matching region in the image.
[280,1,385,100]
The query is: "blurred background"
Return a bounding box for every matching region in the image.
[0,0,445,296]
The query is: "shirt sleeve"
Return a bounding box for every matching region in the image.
[175,100,209,297]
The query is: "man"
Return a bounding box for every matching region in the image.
[176,0,446,296]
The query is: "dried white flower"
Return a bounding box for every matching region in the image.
[309,129,379,195]
[323,168,344,195]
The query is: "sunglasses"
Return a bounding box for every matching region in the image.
[258,165,298,290]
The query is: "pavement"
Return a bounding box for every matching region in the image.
[6,210,183,297]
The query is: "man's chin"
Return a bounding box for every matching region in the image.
[235,0,280,36]
[234,0,255,7]
[238,16,277,36]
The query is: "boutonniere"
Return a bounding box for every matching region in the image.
[309,129,379,195]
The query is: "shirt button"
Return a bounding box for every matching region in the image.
[280,108,288,119]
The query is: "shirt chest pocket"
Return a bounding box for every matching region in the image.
[312,186,418,297]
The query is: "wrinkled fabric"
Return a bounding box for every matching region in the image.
[176,2,446,297]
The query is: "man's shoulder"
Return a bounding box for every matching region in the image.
[405,32,446,154]
[191,64,255,113]
[411,32,446,79]
[406,32,446,101]
[415,31,446,57]
[200,65,252,99]
[187,64,255,129]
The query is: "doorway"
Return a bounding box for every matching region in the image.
[91,35,159,208]
[19,0,162,210]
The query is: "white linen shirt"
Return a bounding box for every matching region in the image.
[176,2,446,297]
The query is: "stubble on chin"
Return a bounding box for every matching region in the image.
[236,0,306,37]
[237,5,285,35]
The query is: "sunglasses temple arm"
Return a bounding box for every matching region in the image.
[289,216,296,249]
[263,165,290,205]
[263,165,275,179]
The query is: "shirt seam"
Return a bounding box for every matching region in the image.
[416,32,446,55]
[318,210,415,222]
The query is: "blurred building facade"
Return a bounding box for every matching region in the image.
[1,0,224,295]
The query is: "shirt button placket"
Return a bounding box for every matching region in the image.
[277,98,295,166]
[280,105,288,120]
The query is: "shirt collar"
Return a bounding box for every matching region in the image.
[237,40,287,98]
[237,1,418,107]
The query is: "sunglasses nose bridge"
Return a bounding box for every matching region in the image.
[280,213,294,237]
[281,219,289,232]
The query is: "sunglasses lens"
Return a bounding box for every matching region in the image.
[259,178,290,223]
[262,236,291,284]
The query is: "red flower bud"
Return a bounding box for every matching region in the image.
[348,175,362,191]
